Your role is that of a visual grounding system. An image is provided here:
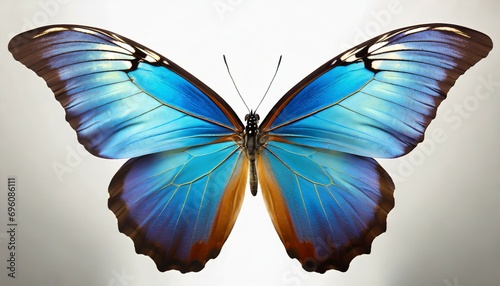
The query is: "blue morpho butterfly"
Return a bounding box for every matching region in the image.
[8,23,492,273]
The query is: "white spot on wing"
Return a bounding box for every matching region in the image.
[433,26,470,38]
[378,32,393,42]
[370,60,383,70]
[73,27,99,35]
[34,27,68,38]
[112,40,135,54]
[370,43,409,55]
[368,41,388,53]
[404,27,429,35]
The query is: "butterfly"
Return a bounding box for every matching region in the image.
[8,23,492,273]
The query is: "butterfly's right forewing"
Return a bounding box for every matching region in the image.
[260,24,493,159]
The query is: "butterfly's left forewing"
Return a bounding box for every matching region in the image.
[9,25,248,272]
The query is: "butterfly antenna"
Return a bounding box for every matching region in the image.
[223,55,250,113]
[255,55,282,113]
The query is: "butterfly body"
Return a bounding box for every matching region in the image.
[243,111,261,196]
[8,24,492,273]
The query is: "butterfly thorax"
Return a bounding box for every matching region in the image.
[244,111,260,196]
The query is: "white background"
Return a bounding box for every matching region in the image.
[0,0,499,285]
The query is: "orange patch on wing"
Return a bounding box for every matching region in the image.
[109,151,249,273]
[256,155,317,261]
[188,156,249,265]
[256,152,395,273]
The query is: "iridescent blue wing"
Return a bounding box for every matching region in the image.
[8,25,244,159]
[260,24,493,158]
[257,142,394,273]
[109,142,248,273]
[258,24,492,272]
[8,25,248,272]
